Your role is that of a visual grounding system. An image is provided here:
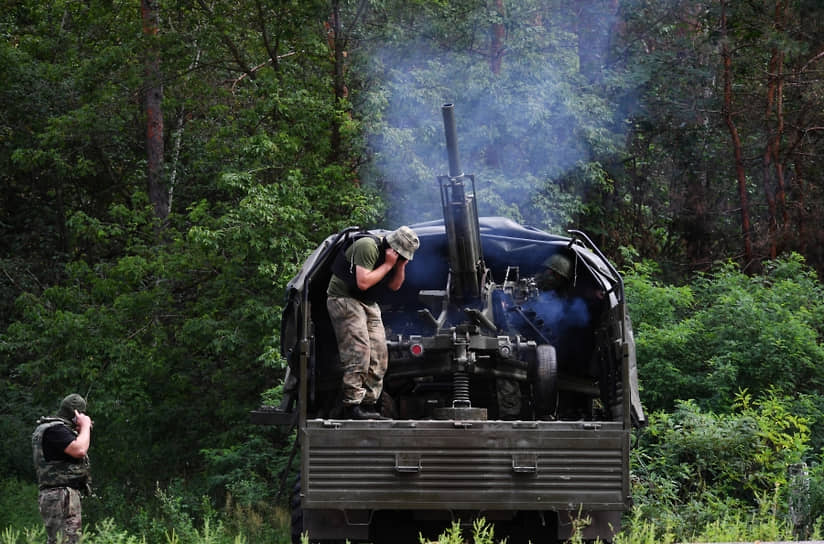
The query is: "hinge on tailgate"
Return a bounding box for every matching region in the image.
[512,453,538,473]
[395,453,422,473]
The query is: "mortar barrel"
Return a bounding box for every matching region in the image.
[441,104,463,178]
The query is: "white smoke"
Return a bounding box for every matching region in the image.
[355,2,628,233]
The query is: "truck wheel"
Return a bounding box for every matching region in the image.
[532,344,558,419]
[291,474,304,544]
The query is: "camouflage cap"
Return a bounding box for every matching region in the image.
[386,226,420,261]
[57,393,87,421]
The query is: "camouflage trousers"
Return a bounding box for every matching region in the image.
[38,487,82,544]
[327,296,388,406]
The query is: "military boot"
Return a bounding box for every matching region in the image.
[362,403,390,420]
[345,404,388,420]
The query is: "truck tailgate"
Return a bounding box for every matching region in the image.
[302,419,629,511]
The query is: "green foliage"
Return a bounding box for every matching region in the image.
[630,391,815,540]
[418,518,495,544]
[1,0,378,530]
[626,254,824,413]
[0,0,144,279]
[0,160,353,522]
[422,521,464,544]
[202,432,297,507]
[470,517,498,544]
[0,479,39,531]
[109,482,288,544]
[84,519,148,544]
[806,463,824,532]
[691,494,790,544]
[1,502,290,544]
[422,517,503,544]
[0,526,44,544]
[613,501,819,544]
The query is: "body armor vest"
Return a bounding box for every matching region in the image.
[32,417,91,490]
[331,233,389,304]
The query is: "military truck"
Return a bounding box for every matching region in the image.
[254,104,645,543]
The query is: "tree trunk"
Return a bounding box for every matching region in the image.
[482,0,507,169]
[793,161,807,255]
[762,0,791,259]
[773,1,789,230]
[763,47,781,259]
[490,0,505,75]
[720,0,754,268]
[576,0,619,82]
[142,0,168,220]
[329,0,345,163]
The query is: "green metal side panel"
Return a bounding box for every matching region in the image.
[302,420,629,512]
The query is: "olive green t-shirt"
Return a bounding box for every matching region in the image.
[327,236,381,298]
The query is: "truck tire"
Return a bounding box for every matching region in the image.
[533,344,558,419]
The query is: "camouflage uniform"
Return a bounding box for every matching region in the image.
[32,395,91,544]
[327,296,388,405]
[327,227,419,413]
[38,487,82,544]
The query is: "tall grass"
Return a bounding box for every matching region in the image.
[3,504,820,544]
[1,516,278,544]
[1,499,290,544]
[420,506,822,544]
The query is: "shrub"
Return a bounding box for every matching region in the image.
[625,254,824,414]
[631,391,814,540]
[0,479,40,531]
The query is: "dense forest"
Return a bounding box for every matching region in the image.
[2,0,824,542]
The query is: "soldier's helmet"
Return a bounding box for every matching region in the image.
[543,253,573,280]
[57,393,87,421]
[386,226,420,261]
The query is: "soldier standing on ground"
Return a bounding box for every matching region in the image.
[327,226,420,419]
[32,394,93,544]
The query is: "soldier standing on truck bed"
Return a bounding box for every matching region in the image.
[327,226,420,420]
[498,252,579,419]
